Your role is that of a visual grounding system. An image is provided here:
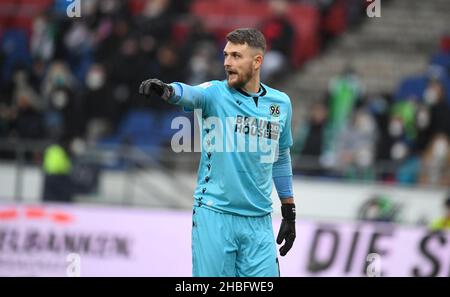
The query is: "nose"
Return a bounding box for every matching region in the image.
[224,56,231,68]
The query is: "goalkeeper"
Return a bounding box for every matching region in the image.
[140,28,296,277]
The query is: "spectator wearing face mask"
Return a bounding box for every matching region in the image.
[385,99,417,164]
[41,61,76,108]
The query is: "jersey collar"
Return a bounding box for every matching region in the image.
[235,84,267,98]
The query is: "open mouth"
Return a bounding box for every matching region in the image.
[227,70,238,79]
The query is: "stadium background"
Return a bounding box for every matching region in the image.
[0,0,449,276]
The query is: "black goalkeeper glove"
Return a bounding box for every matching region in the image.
[277,203,296,256]
[139,78,174,101]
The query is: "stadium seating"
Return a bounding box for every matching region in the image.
[1,29,32,83]
[430,52,450,70]
[98,109,187,158]
[394,75,428,101]
[0,0,52,34]
[190,0,321,67]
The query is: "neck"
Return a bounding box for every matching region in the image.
[242,73,260,93]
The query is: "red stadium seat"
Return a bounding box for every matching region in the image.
[172,21,190,46]
[129,0,146,16]
[322,0,348,36]
[286,5,321,66]
[0,0,52,34]
[440,36,450,52]
[190,0,320,68]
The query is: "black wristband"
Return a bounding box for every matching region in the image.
[281,203,296,221]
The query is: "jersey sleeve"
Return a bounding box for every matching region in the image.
[279,95,293,149]
[169,81,215,114]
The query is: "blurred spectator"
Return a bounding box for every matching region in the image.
[0,67,45,139]
[41,61,76,106]
[381,98,420,183]
[30,58,47,91]
[47,84,82,139]
[42,139,74,202]
[424,79,450,138]
[170,0,192,14]
[303,0,346,47]
[414,102,432,153]
[31,13,56,63]
[83,63,116,144]
[40,61,82,139]
[419,133,450,186]
[322,66,363,166]
[106,36,146,115]
[11,69,45,140]
[345,0,365,27]
[297,101,328,157]
[12,68,44,112]
[429,195,450,231]
[137,0,174,43]
[334,108,377,180]
[260,0,295,82]
[140,43,184,110]
[0,0,448,189]
[342,109,377,163]
[181,18,222,85]
[96,18,132,64]
[386,117,409,160]
[294,100,328,176]
[390,99,417,142]
[328,66,362,130]
[156,43,184,84]
[186,41,222,85]
[97,0,130,19]
[63,20,94,82]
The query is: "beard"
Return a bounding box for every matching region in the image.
[226,67,253,89]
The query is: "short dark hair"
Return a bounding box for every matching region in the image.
[226,28,266,53]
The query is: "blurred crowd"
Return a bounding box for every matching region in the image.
[0,0,368,152]
[1,0,196,149]
[0,0,448,188]
[294,60,450,186]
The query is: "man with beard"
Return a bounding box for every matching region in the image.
[139,28,295,277]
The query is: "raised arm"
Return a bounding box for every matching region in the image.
[139,79,208,111]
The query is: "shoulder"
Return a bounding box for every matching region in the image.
[196,80,226,91]
[263,83,292,105]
